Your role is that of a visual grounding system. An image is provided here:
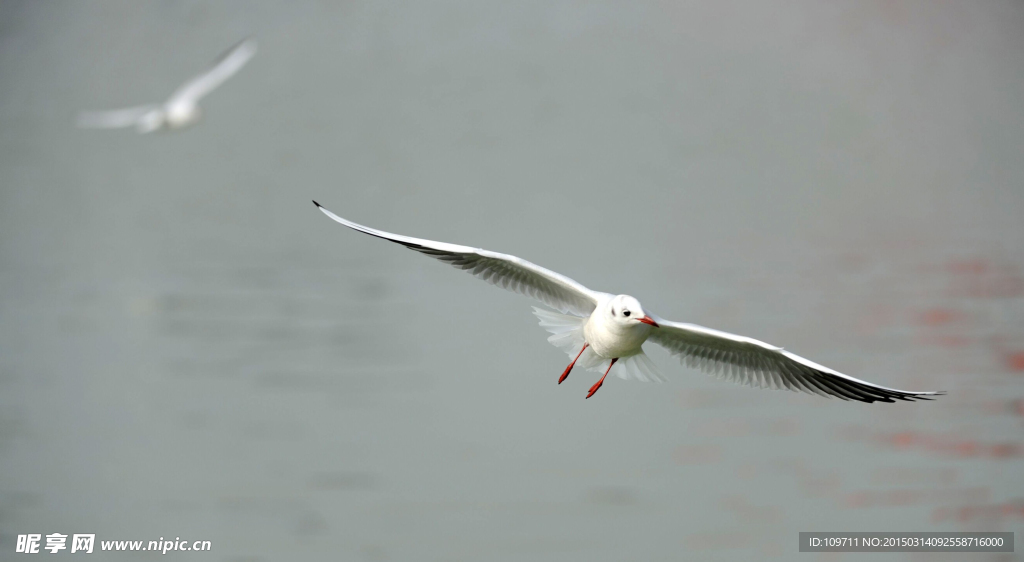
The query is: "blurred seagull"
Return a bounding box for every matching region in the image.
[77,38,257,133]
[313,201,944,403]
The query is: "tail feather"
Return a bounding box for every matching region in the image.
[616,351,667,383]
[532,306,587,356]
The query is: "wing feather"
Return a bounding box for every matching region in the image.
[314,201,604,316]
[76,105,158,129]
[168,38,257,105]
[648,317,943,403]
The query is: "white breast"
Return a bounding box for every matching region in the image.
[583,309,652,358]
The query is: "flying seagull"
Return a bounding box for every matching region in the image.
[313,201,944,403]
[77,38,257,133]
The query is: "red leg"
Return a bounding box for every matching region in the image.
[559,343,589,384]
[586,358,618,399]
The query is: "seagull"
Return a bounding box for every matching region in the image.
[313,201,944,403]
[77,38,257,133]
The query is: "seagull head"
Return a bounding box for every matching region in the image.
[607,295,659,328]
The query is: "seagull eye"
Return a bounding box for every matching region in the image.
[623,310,631,317]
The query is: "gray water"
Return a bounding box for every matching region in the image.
[1,1,1023,560]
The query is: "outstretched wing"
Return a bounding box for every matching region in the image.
[313,201,604,316]
[76,105,158,129]
[168,38,257,105]
[648,316,943,403]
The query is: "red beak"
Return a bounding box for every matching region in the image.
[638,315,659,327]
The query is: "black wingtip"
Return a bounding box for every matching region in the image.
[312,200,322,208]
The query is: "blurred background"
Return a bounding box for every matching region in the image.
[1,1,1022,560]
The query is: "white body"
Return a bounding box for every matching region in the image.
[159,101,202,131]
[534,302,666,384]
[584,296,655,358]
